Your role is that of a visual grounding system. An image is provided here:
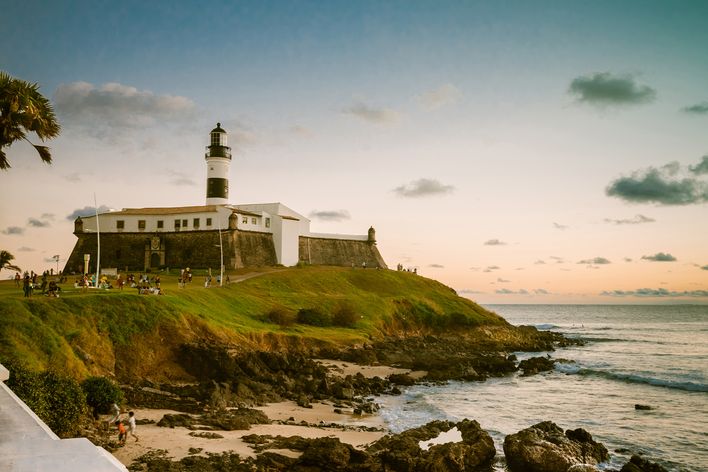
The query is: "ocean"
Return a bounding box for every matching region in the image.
[377,305,708,472]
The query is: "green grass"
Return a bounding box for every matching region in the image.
[0,267,506,377]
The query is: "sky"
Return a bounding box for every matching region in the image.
[1,0,707,304]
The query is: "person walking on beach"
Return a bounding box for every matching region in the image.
[115,420,126,445]
[107,402,121,427]
[128,411,139,442]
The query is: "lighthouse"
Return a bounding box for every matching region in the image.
[205,123,231,205]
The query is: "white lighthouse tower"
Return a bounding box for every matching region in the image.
[205,123,231,205]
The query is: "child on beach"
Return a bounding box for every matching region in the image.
[115,420,126,445]
[128,411,139,442]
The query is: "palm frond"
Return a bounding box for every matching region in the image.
[33,144,52,164]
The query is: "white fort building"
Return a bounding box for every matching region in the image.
[65,124,386,273]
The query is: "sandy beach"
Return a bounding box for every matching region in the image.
[111,361,421,467]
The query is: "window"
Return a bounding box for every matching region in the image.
[251,217,257,225]
[211,132,220,146]
[193,218,200,228]
[157,220,164,229]
[116,220,124,230]
[206,218,212,227]
[265,217,270,228]
[242,216,248,224]
[138,220,146,230]
[182,219,188,227]
[174,219,181,230]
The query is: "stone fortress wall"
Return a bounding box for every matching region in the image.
[64,230,385,273]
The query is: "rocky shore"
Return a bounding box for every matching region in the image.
[82,328,668,471]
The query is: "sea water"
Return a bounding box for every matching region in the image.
[377,305,708,471]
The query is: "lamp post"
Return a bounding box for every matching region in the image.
[216,217,224,287]
[52,255,60,274]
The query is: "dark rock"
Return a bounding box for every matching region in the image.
[189,431,224,439]
[187,447,203,455]
[634,404,652,411]
[620,454,668,472]
[389,373,416,386]
[156,408,269,431]
[503,421,609,472]
[518,356,555,376]
[297,437,356,470]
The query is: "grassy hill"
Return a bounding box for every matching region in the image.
[0,266,506,380]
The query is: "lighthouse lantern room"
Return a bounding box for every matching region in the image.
[205,122,232,205]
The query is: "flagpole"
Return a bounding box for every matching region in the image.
[94,194,101,288]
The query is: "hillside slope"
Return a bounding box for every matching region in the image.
[0,267,508,380]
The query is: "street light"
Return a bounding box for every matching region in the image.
[52,255,60,274]
[215,217,224,287]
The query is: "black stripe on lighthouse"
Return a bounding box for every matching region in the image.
[207,178,228,199]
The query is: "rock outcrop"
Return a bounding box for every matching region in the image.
[503,421,609,472]
[619,454,668,472]
[518,356,556,376]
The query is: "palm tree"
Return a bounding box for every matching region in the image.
[0,250,21,276]
[0,71,60,170]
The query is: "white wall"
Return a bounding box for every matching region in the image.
[79,207,232,233]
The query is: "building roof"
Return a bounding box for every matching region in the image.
[211,122,226,134]
[107,205,220,216]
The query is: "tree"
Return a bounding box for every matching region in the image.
[0,71,60,170]
[0,250,21,275]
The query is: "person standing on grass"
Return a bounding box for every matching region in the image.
[128,411,139,442]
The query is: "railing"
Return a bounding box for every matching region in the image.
[205,145,231,159]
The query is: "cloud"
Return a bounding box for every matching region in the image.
[393,178,454,198]
[458,288,484,295]
[601,288,708,298]
[606,161,708,206]
[534,289,549,295]
[417,83,462,110]
[342,101,401,124]
[308,210,351,222]
[604,214,655,225]
[682,102,708,114]
[54,81,195,137]
[484,239,507,246]
[553,222,568,230]
[495,288,529,295]
[66,205,113,221]
[428,264,444,269]
[27,217,50,228]
[689,156,708,175]
[569,72,656,106]
[289,125,314,137]
[17,247,34,252]
[497,278,510,283]
[167,170,196,187]
[641,252,677,262]
[483,265,500,272]
[701,265,708,270]
[550,256,565,264]
[1,226,24,235]
[534,260,546,265]
[578,257,611,265]
[624,257,633,262]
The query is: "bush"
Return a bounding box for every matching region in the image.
[333,304,359,328]
[5,361,87,437]
[296,307,331,327]
[81,376,123,414]
[447,312,473,327]
[266,307,296,326]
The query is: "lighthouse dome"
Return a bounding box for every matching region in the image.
[211,122,226,134]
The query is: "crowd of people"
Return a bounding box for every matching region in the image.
[16,270,65,297]
[106,402,139,446]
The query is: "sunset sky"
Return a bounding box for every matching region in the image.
[1,0,707,303]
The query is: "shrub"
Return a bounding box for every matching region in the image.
[333,304,359,328]
[5,361,87,437]
[42,371,87,436]
[266,307,296,326]
[296,307,331,327]
[81,376,124,414]
[447,312,473,327]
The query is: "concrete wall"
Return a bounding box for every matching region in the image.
[299,236,388,269]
